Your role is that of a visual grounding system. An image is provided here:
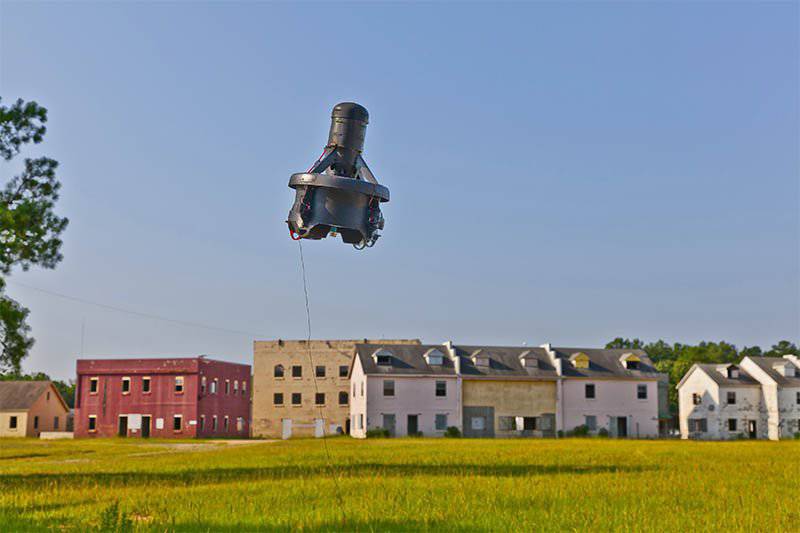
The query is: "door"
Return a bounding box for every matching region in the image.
[382,414,396,436]
[281,418,292,440]
[345,418,351,435]
[748,420,757,439]
[118,416,128,437]
[616,417,628,438]
[407,414,419,436]
[141,416,151,438]
[314,418,324,438]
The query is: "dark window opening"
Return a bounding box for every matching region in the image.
[315,393,325,405]
[339,365,349,378]
[274,393,284,405]
[435,380,447,397]
[339,391,348,405]
[292,392,302,405]
[274,365,284,378]
[315,366,326,378]
[292,366,302,378]
[585,384,596,399]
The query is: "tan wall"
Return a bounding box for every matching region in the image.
[463,379,557,436]
[27,385,70,436]
[252,339,419,438]
[0,411,28,437]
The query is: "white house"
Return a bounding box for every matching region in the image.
[542,345,665,438]
[739,355,800,440]
[349,344,461,438]
[677,363,767,440]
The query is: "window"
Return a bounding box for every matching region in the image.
[274,393,284,405]
[142,377,151,393]
[583,415,596,431]
[626,360,640,370]
[692,393,702,405]
[339,391,348,405]
[234,380,239,393]
[376,355,392,366]
[121,377,131,394]
[315,393,325,405]
[173,415,182,431]
[316,365,326,378]
[292,365,302,378]
[727,392,736,405]
[339,365,349,378]
[224,416,229,431]
[360,381,364,396]
[88,415,97,431]
[89,377,99,393]
[237,417,244,432]
[54,416,59,429]
[689,418,708,432]
[242,381,247,395]
[585,384,596,399]
[33,416,39,429]
[292,393,302,405]
[175,376,184,393]
[274,365,285,378]
[358,414,364,429]
[498,416,515,431]
[200,415,205,430]
[352,383,356,397]
[211,379,218,394]
[201,376,207,394]
[212,416,218,431]
[523,417,537,431]
[383,380,395,397]
[435,414,448,430]
[637,384,648,400]
[225,380,230,395]
[47,391,51,401]
[796,392,799,405]
[8,416,17,429]
[435,381,447,397]
[728,419,738,432]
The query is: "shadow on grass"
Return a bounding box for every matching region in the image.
[0,463,657,490]
[169,518,485,532]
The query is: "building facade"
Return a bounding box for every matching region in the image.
[0,381,70,437]
[74,357,251,438]
[445,343,557,438]
[350,344,460,438]
[252,339,420,438]
[740,356,800,440]
[543,345,664,438]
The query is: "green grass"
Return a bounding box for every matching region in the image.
[0,437,797,531]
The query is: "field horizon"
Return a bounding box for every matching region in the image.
[0,437,797,531]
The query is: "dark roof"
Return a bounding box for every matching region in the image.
[355,344,457,376]
[691,364,760,387]
[451,345,558,379]
[745,357,800,387]
[0,381,52,411]
[550,347,664,380]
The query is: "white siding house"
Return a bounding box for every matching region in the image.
[739,356,800,440]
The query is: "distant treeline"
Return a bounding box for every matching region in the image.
[605,338,800,413]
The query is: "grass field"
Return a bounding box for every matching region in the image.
[0,437,797,531]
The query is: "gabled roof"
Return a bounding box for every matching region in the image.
[744,357,800,387]
[0,381,66,411]
[355,344,457,376]
[550,347,663,380]
[677,363,760,389]
[451,345,557,379]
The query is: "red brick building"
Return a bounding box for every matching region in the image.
[74,356,251,438]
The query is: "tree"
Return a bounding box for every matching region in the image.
[765,340,800,358]
[0,98,68,372]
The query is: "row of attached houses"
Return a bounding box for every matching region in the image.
[677,355,800,440]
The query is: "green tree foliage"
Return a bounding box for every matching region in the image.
[0,98,68,373]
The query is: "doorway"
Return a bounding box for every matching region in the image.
[382,414,396,436]
[407,414,419,436]
[281,418,292,440]
[616,417,628,438]
[141,416,151,438]
[345,418,351,435]
[748,420,757,439]
[118,416,128,437]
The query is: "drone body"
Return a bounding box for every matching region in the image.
[287,103,389,249]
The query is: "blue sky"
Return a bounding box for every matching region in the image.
[1,2,797,379]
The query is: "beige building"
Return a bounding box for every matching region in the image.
[0,381,70,437]
[252,339,420,438]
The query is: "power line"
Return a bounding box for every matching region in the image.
[6,280,268,338]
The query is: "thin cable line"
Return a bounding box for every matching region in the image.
[297,240,347,524]
[6,280,267,338]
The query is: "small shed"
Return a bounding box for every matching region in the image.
[0,381,70,437]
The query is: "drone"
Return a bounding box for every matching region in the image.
[287,102,390,249]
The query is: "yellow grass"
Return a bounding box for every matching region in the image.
[0,437,797,531]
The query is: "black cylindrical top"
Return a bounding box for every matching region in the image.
[327,102,369,177]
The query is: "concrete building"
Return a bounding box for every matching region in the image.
[677,363,766,440]
[739,355,800,439]
[350,344,460,438]
[0,381,70,437]
[74,357,251,438]
[252,339,420,438]
[543,345,665,438]
[444,343,557,438]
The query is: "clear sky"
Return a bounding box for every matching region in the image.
[1,2,797,380]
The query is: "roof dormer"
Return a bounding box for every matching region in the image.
[620,352,641,370]
[471,350,490,367]
[424,348,445,366]
[372,348,393,366]
[717,364,739,379]
[774,362,796,377]
[570,352,590,369]
[519,350,538,369]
